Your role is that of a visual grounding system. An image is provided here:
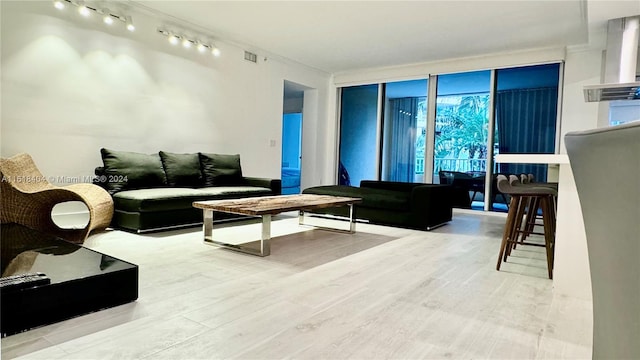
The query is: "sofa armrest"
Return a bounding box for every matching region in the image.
[243,177,281,195]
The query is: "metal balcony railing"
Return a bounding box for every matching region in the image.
[414,157,488,175]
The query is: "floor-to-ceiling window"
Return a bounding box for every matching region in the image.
[490,63,561,210]
[336,62,562,212]
[338,84,379,186]
[433,71,491,176]
[381,79,428,183]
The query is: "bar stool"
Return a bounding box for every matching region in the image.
[506,174,557,256]
[495,175,557,279]
[518,174,558,242]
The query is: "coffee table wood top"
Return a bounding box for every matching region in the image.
[193,194,362,216]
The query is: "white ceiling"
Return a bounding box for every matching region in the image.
[134,1,640,74]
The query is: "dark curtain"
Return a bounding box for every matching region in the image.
[496,87,558,181]
[387,98,418,182]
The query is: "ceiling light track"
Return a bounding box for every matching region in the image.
[52,0,135,31]
[157,28,221,57]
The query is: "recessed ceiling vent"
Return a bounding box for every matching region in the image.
[244,51,257,63]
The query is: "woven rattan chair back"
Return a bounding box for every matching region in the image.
[0,153,113,243]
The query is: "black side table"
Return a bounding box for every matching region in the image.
[1,224,138,337]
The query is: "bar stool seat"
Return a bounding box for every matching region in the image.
[496,175,557,279]
[517,173,558,242]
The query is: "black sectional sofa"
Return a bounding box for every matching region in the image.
[302,180,453,230]
[95,149,280,233]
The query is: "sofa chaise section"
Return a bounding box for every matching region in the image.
[302,180,453,230]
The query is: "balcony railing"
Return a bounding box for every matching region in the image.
[415,157,487,174]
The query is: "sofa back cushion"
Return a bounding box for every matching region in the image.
[159,151,203,187]
[100,148,167,194]
[199,153,243,186]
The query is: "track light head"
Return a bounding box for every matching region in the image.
[125,16,135,32]
[77,3,91,17]
[53,0,65,10]
[102,9,113,25]
[211,46,221,57]
[168,34,179,45]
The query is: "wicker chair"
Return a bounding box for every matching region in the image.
[0,153,113,243]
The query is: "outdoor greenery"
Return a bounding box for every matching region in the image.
[434,94,490,172]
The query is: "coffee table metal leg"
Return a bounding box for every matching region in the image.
[202,210,271,257]
[299,203,356,234]
[260,214,271,256]
[203,209,214,238]
[348,203,356,233]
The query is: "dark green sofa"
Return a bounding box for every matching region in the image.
[302,180,453,230]
[95,149,280,233]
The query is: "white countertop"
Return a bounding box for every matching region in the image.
[494,154,569,164]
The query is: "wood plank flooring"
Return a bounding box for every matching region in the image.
[1,211,593,359]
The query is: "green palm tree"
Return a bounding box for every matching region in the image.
[435,94,489,171]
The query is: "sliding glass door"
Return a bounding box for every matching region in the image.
[338,85,379,186]
[381,79,428,183]
[433,71,491,209]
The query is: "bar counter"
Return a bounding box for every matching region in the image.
[495,154,591,300]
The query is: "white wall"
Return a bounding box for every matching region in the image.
[552,34,606,300]
[0,1,331,198]
[559,45,605,150]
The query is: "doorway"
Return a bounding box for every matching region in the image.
[282,81,305,194]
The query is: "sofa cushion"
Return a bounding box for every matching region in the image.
[199,153,243,186]
[159,151,202,188]
[113,186,272,212]
[302,185,410,211]
[100,148,167,194]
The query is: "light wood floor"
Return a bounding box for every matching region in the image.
[2,211,593,359]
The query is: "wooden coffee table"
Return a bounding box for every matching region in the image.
[193,194,362,256]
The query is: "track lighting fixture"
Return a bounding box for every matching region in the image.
[52,0,134,31]
[51,1,223,60]
[157,28,221,58]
